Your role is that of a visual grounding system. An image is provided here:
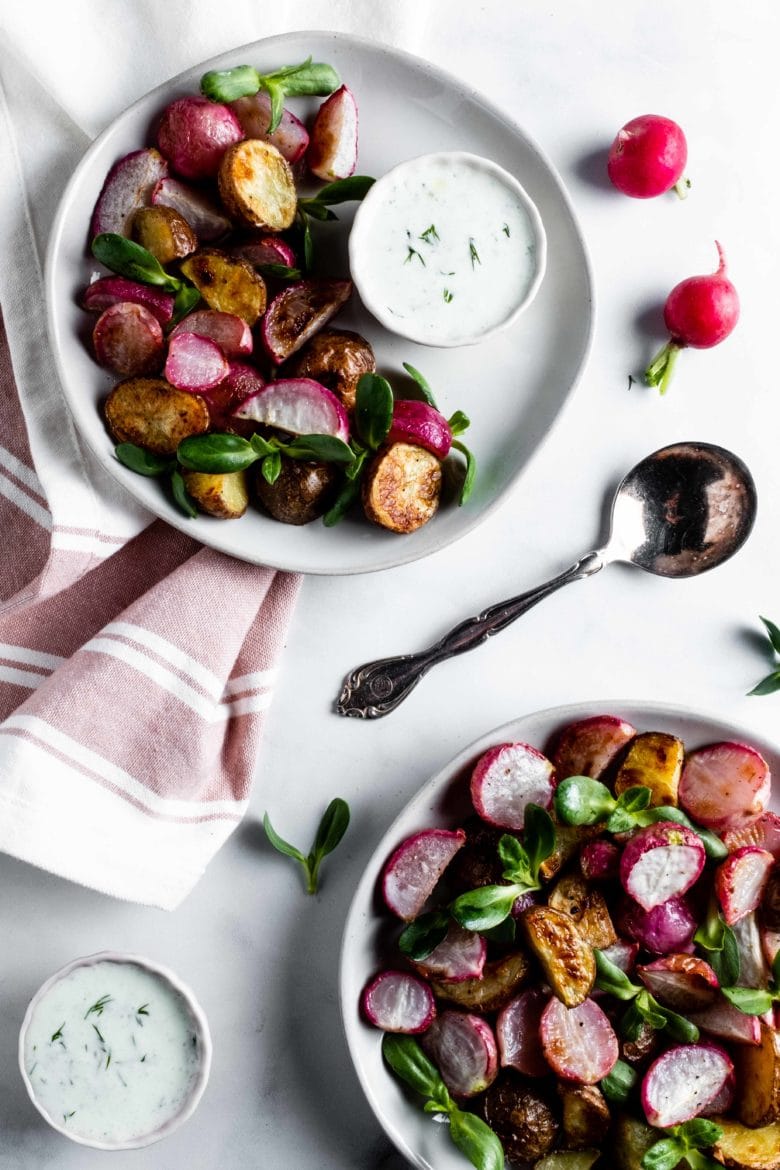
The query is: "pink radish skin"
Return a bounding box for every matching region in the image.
[81,277,175,326]
[620,822,705,911]
[388,400,453,459]
[580,839,621,882]
[307,85,358,181]
[598,940,640,975]
[637,955,720,1012]
[230,235,297,270]
[261,280,353,364]
[233,378,350,442]
[93,303,163,376]
[230,93,310,164]
[689,998,762,1047]
[496,989,550,1077]
[679,741,770,834]
[715,846,775,926]
[540,997,619,1084]
[550,715,636,780]
[607,114,688,198]
[152,177,232,241]
[641,1043,734,1128]
[361,970,436,1034]
[90,148,169,238]
[470,743,556,831]
[171,310,253,357]
[618,895,697,955]
[203,361,264,428]
[382,829,466,921]
[164,332,229,392]
[422,1011,498,1098]
[413,923,486,982]
[157,96,244,180]
[724,811,780,859]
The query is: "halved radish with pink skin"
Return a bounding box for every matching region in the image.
[701,1069,736,1116]
[715,846,775,926]
[233,378,350,442]
[470,743,556,831]
[724,811,780,859]
[413,923,486,982]
[637,955,720,1012]
[203,361,265,427]
[307,85,358,181]
[382,829,466,921]
[550,715,636,780]
[598,939,639,974]
[496,988,550,1077]
[580,839,621,882]
[732,912,770,988]
[679,741,771,833]
[171,310,253,357]
[164,332,229,392]
[422,1011,498,1097]
[230,93,310,164]
[360,970,435,1034]
[388,400,452,460]
[230,235,297,270]
[93,302,164,376]
[641,1043,734,1127]
[620,822,705,911]
[688,998,762,1046]
[762,926,780,968]
[90,148,169,238]
[617,895,697,954]
[152,177,232,240]
[260,280,352,364]
[157,96,244,180]
[540,997,619,1084]
[81,277,175,326]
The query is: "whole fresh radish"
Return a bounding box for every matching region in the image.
[607,114,688,199]
[645,242,740,395]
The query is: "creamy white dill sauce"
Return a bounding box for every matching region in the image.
[352,154,541,345]
[23,960,201,1144]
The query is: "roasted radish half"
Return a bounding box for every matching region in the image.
[90,147,169,238]
[496,988,550,1076]
[679,741,771,833]
[421,1010,498,1097]
[164,333,229,393]
[171,310,253,358]
[381,829,466,921]
[636,954,720,1012]
[152,176,232,240]
[470,742,556,831]
[361,970,436,1034]
[641,1043,734,1127]
[230,92,310,164]
[93,303,164,377]
[540,997,619,1084]
[412,923,486,983]
[550,715,636,781]
[716,846,775,925]
[82,277,175,326]
[233,378,349,441]
[307,85,358,181]
[619,821,705,911]
[157,96,243,180]
[260,279,352,364]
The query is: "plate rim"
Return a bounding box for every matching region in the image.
[44,29,596,576]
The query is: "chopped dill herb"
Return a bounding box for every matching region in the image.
[117,1070,127,1087]
[28,1062,37,1076]
[105,1051,112,1070]
[50,1023,65,1043]
[136,1004,150,1016]
[92,1023,105,1045]
[84,995,112,1019]
[419,224,439,244]
[469,239,481,268]
[627,374,636,391]
[440,270,455,276]
[404,246,425,267]
[502,223,510,237]
[443,289,454,303]
[140,1054,147,1062]
[63,1111,76,1123]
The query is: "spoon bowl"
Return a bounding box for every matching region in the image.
[338,441,757,718]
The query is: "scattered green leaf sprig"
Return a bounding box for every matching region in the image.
[600,1058,638,1105]
[720,948,780,1017]
[594,949,700,1044]
[91,234,200,323]
[641,1119,723,1170]
[694,900,741,986]
[403,362,477,506]
[749,615,780,695]
[178,431,355,483]
[382,1034,504,1170]
[200,57,340,132]
[263,797,349,894]
[295,176,375,271]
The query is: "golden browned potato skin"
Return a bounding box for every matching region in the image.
[362,442,441,534]
[104,377,209,455]
[712,1117,780,1169]
[557,1083,611,1150]
[218,139,297,230]
[735,1021,780,1127]
[521,906,596,1007]
[179,250,267,324]
[182,471,249,519]
[540,822,600,882]
[547,873,617,950]
[430,951,530,1014]
[254,459,339,526]
[482,1073,560,1164]
[283,329,376,414]
[614,731,684,807]
[132,206,197,265]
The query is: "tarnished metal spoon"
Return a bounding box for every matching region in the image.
[337,441,757,719]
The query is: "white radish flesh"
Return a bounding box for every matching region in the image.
[715,846,775,925]
[234,378,350,442]
[539,997,619,1084]
[92,303,163,376]
[688,999,762,1046]
[307,85,358,181]
[641,1043,734,1127]
[413,924,486,982]
[164,332,229,392]
[382,829,466,921]
[361,970,435,1033]
[470,742,556,831]
[171,310,253,357]
[724,810,780,858]
[620,822,705,911]
[679,741,771,833]
[496,988,550,1077]
[90,148,169,238]
[732,912,770,988]
[82,277,174,325]
[230,93,310,164]
[152,177,232,241]
[422,1011,498,1097]
[637,955,720,1012]
[550,715,636,780]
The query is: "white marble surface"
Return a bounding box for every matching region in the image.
[2,2,780,1167]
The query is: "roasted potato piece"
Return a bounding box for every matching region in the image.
[482,1072,560,1164]
[362,442,441,534]
[283,329,376,414]
[620,1019,659,1067]
[430,950,530,1014]
[104,377,209,455]
[541,823,599,882]
[613,731,684,807]
[713,1118,780,1169]
[179,249,267,324]
[218,139,297,230]
[253,458,339,526]
[558,1084,610,1150]
[612,1113,659,1170]
[132,205,197,264]
[446,816,508,894]
[182,470,248,519]
[522,906,596,1007]
[736,1020,780,1127]
[535,1153,600,1170]
[548,873,617,950]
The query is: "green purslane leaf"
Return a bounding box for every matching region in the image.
[642,1138,687,1170]
[449,1108,505,1170]
[773,947,780,988]
[447,409,471,437]
[600,1058,638,1105]
[322,475,362,527]
[355,372,394,450]
[401,361,437,407]
[695,904,741,986]
[91,233,180,292]
[170,283,201,324]
[261,450,282,485]
[262,812,307,865]
[382,1033,448,1101]
[115,443,172,477]
[660,1004,699,1044]
[262,798,350,894]
[721,985,774,1016]
[760,614,780,655]
[636,805,727,860]
[450,883,520,932]
[169,468,198,519]
[256,263,303,281]
[480,917,517,945]
[178,433,259,474]
[642,1119,724,1170]
[297,201,339,222]
[200,64,262,102]
[200,57,340,133]
[522,804,557,877]
[749,614,780,695]
[680,1119,724,1149]
[634,990,670,1031]
[451,438,477,506]
[398,910,451,961]
[283,434,355,464]
[497,833,529,877]
[554,775,616,826]
[616,786,652,814]
[594,950,642,1001]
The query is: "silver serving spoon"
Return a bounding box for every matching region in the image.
[337,441,757,719]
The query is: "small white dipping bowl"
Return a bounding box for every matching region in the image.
[18,951,212,1151]
[349,151,547,347]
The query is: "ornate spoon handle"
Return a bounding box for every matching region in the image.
[337,550,606,718]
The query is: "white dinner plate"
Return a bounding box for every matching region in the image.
[46,31,594,575]
[339,699,780,1169]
